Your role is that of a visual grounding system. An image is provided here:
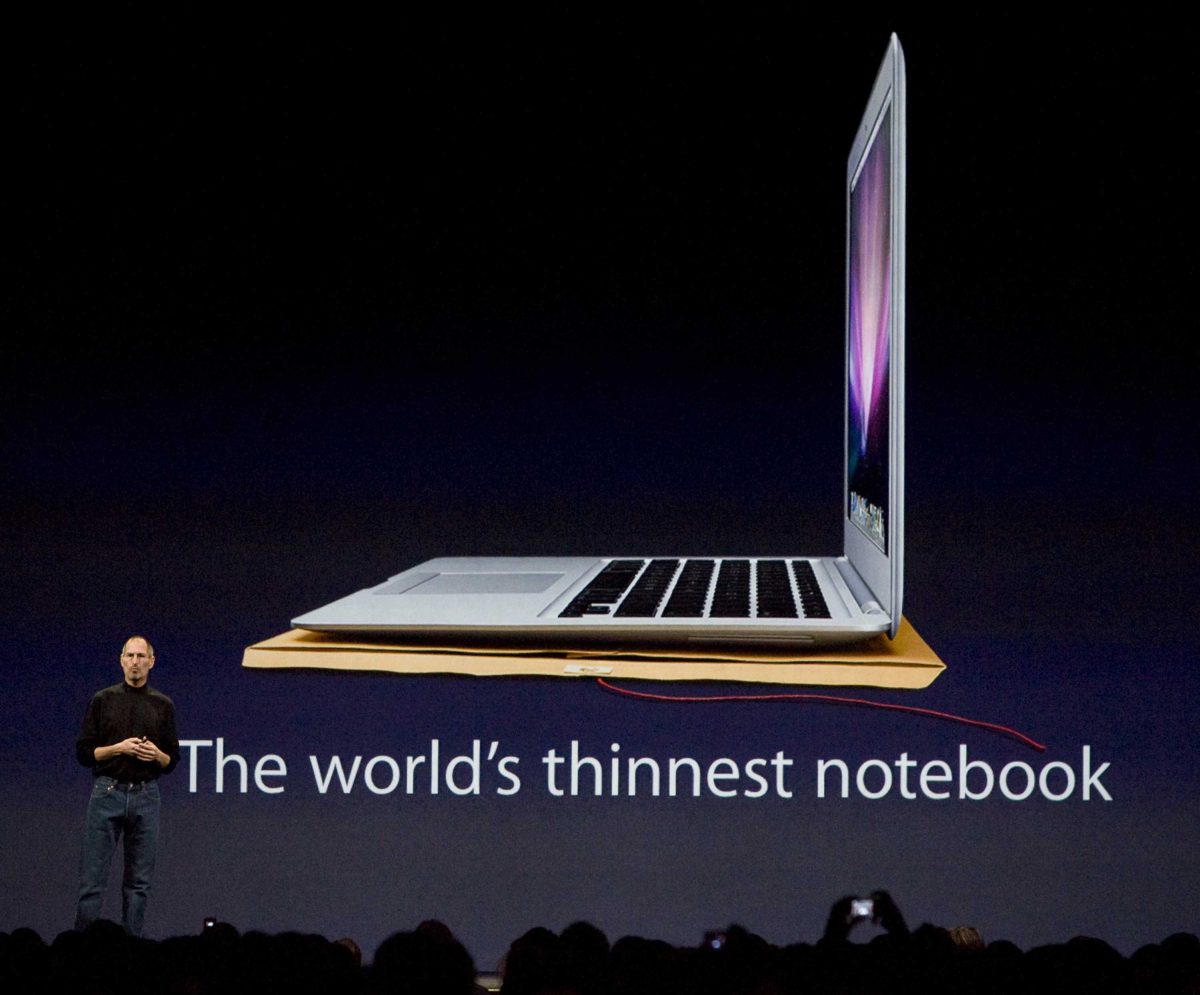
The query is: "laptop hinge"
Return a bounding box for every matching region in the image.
[834,558,886,616]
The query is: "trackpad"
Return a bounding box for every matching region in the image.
[414,572,563,595]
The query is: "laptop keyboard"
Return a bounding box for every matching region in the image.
[558,559,832,620]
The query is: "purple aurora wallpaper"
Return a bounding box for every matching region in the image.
[848,105,892,553]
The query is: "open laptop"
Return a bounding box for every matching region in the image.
[294,35,906,648]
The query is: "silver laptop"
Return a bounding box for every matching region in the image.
[294,35,906,648]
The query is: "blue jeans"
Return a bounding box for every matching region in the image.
[75,776,160,936]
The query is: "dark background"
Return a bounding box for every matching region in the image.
[3,14,1196,967]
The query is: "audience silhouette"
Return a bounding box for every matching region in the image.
[1,895,1196,994]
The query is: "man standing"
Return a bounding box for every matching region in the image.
[75,635,179,935]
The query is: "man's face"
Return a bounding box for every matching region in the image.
[120,638,154,687]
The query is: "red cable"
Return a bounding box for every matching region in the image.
[595,678,1047,753]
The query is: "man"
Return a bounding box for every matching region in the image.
[74,635,179,935]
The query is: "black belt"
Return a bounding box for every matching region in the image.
[97,777,154,791]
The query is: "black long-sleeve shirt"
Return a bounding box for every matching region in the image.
[75,681,180,781]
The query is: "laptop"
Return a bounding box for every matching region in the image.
[294,35,906,648]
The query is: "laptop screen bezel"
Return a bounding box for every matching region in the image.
[844,34,905,637]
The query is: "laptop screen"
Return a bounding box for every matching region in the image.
[847,103,892,555]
